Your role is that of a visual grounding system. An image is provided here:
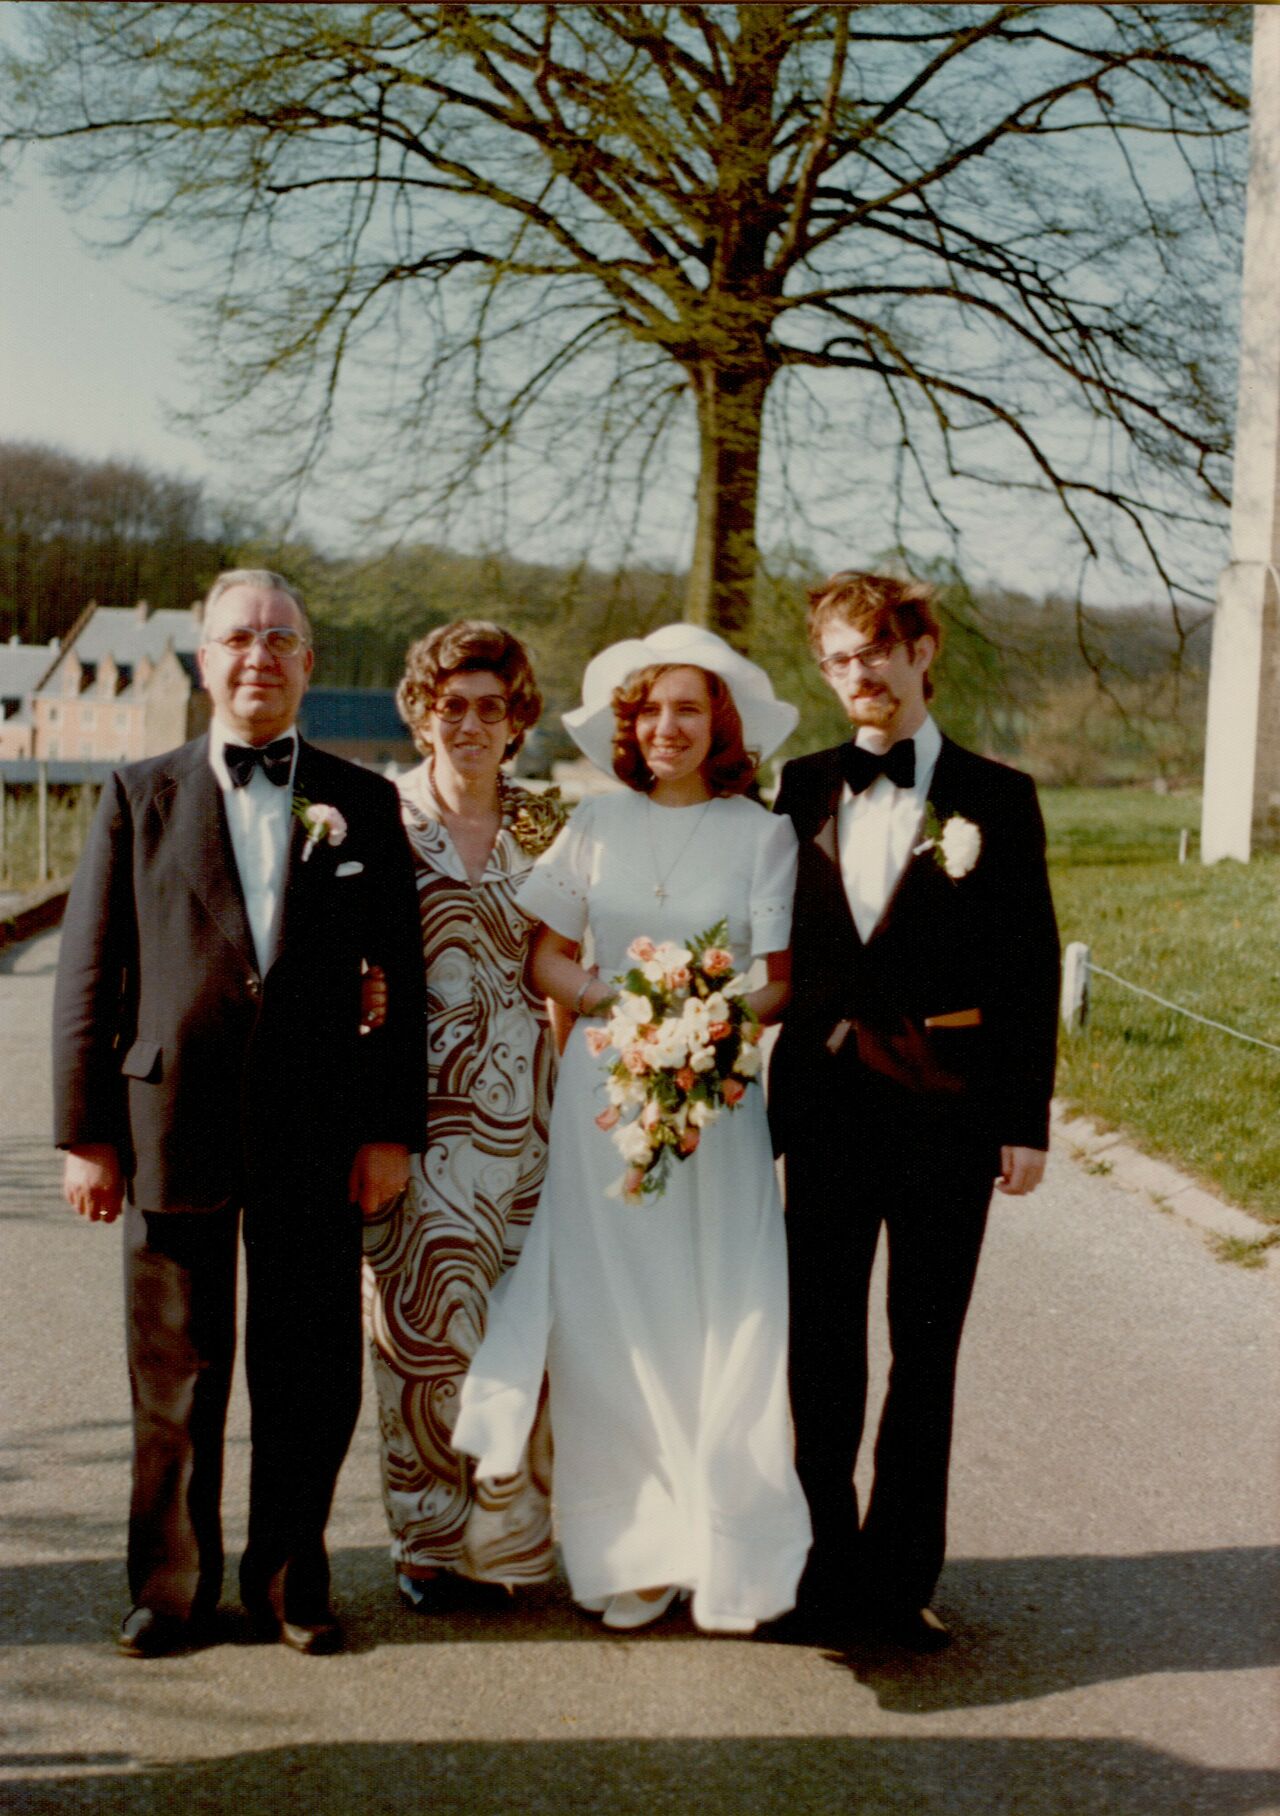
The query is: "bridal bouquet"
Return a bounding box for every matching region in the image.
[586,919,763,1203]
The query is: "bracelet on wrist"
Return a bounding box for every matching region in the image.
[574,975,595,1015]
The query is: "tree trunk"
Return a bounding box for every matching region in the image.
[686,363,769,650]
[684,8,786,650]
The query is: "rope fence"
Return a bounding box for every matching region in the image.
[1060,940,1280,1057]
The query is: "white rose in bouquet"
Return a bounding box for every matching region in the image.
[614,989,656,1028]
[614,1119,655,1165]
[648,1019,690,1068]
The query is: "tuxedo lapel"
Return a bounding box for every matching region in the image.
[802,752,864,951]
[925,736,961,815]
[870,736,961,944]
[273,740,327,967]
[156,739,256,969]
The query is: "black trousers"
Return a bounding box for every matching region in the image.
[783,1090,997,1618]
[123,1187,363,1623]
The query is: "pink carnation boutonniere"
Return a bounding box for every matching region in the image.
[914,805,981,880]
[292,796,348,862]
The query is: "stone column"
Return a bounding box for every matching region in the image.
[1202,5,1280,863]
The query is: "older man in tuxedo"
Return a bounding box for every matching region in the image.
[770,570,1059,1650]
[54,569,425,1657]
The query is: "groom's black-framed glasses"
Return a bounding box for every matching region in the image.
[432,693,508,724]
[818,636,910,680]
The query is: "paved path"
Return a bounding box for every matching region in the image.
[2,928,1277,1815]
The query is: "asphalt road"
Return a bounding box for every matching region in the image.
[2,927,1277,1815]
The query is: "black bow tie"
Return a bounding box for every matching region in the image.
[841,738,916,794]
[225,736,295,789]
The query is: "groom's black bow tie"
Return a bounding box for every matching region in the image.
[225,736,295,789]
[842,738,916,794]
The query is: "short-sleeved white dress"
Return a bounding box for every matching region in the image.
[452,789,812,1632]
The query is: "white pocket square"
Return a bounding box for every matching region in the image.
[335,860,364,878]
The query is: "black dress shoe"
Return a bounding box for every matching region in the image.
[755,1602,855,1647]
[117,1606,206,1659]
[864,1606,953,1652]
[279,1611,342,1655]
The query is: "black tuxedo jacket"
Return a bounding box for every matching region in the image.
[53,734,427,1213]
[770,735,1060,1157]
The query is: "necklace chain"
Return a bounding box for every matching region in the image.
[646,797,714,905]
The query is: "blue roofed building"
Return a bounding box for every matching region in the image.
[296,688,416,769]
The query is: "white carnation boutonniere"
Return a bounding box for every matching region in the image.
[292,796,348,862]
[914,804,981,880]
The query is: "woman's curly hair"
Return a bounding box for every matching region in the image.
[397,620,542,760]
[611,664,757,797]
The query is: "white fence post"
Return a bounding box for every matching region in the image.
[1061,941,1090,1032]
[37,762,49,883]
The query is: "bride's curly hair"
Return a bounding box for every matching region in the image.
[611,664,757,797]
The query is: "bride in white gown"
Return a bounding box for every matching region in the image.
[452,625,811,1633]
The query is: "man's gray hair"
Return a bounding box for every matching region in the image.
[200,569,312,642]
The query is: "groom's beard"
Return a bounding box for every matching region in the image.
[846,683,900,732]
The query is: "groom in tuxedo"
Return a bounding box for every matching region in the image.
[770,570,1059,1649]
[54,569,425,1657]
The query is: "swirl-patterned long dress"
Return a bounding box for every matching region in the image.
[362,763,567,1583]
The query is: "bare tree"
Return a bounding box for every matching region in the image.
[1,3,1249,644]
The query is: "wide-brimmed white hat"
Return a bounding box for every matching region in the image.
[563,623,799,776]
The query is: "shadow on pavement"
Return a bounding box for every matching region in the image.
[0,1139,63,1220]
[4,1737,1279,1815]
[3,1544,1276,1706]
[829,1547,1280,1712]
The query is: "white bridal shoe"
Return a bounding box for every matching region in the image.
[601,1585,681,1630]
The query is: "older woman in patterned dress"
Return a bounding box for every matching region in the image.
[362,620,567,1609]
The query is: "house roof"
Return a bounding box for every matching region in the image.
[0,642,59,701]
[34,606,202,698]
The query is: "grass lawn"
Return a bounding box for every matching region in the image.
[1,787,98,891]
[1044,789,1280,1225]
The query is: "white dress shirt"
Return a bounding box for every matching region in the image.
[837,713,942,942]
[208,718,297,973]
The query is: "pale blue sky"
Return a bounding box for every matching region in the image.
[0,0,1238,610]
[1,154,214,489]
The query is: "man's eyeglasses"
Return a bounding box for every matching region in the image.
[432,694,508,724]
[206,626,310,659]
[818,637,908,679]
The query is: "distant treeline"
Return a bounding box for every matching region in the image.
[0,442,242,640]
[0,441,1209,786]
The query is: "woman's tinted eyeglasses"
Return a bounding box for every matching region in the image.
[432,694,508,723]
